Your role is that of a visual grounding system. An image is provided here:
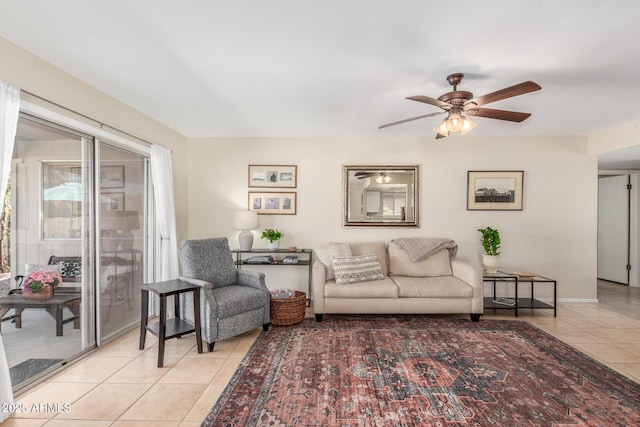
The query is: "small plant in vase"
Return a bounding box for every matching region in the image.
[261,228,283,251]
[22,270,63,299]
[478,226,501,274]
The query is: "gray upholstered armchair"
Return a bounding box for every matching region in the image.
[178,237,270,352]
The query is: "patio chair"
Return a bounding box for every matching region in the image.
[178,237,270,352]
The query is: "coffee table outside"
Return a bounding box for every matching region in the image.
[0,293,81,336]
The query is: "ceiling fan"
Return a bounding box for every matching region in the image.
[354,171,392,183]
[379,73,541,139]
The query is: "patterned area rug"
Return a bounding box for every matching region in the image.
[203,318,640,426]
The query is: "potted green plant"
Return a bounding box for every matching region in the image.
[478,226,501,273]
[261,228,283,251]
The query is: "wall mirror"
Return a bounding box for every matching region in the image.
[343,164,420,227]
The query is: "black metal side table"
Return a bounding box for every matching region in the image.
[232,248,313,306]
[483,271,557,317]
[139,279,203,367]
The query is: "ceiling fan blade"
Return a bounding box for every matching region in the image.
[466,81,541,107]
[378,111,445,129]
[465,107,531,122]
[354,172,376,179]
[406,95,451,109]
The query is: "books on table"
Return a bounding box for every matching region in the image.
[492,297,517,306]
[245,256,274,264]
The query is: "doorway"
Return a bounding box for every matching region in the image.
[597,172,640,289]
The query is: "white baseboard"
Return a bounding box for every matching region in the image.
[555,298,599,304]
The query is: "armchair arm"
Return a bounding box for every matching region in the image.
[178,276,213,291]
[311,260,327,314]
[451,260,484,314]
[237,270,269,293]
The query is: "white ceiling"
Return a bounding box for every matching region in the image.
[1,1,640,168]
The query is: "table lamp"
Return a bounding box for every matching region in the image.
[233,210,258,250]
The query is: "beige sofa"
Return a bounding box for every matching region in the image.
[312,241,483,322]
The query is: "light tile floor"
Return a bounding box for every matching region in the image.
[4,280,640,426]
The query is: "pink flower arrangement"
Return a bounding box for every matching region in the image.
[22,270,63,294]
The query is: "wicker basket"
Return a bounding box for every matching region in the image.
[270,291,306,326]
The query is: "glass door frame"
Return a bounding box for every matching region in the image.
[95,139,154,344]
[18,101,156,349]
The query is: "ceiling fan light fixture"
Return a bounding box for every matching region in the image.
[445,112,465,132]
[375,173,391,184]
[435,119,449,136]
[460,117,477,135]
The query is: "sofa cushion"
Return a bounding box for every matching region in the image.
[392,276,473,298]
[325,276,398,298]
[333,254,385,285]
[315,242,353,280]
[350,242,389,275]
[388,244,452,277]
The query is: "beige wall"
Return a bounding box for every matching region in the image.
[0,35,600,302]
[0,36,189,244]
[188,135,598,301]
[589,118,640,156]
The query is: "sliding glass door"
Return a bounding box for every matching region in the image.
[1,115,153,391]
[2,116,95,391]
[98,143,149,341]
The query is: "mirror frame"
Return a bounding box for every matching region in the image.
[342,164,420,228]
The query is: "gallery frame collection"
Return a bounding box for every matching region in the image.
[467,170,524,211]
[248,165,297,215]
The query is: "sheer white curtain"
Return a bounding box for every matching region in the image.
[150,145,179,281]
[0,80,19,421]
[0,81,19,209]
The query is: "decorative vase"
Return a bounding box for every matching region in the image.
[482,254,500,274]
[268,240,280,251]
[23,285,54,299]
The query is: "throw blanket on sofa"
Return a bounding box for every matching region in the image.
[391,237,458,262]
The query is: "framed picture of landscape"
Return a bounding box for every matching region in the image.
[467,170,524,211]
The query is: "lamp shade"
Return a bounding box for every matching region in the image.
[233,210,258,230]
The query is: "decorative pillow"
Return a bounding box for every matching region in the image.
[315,243,352,280]
[57,261,82,278]
[332,253,385,285]
[25,264,60,275]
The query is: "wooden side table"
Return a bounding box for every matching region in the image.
[139,279,203,367]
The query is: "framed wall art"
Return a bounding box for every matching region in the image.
[248,165,297,188]
[467,170,524,211]
[101,192,125,211]
[249,191,297,215]
[100,165,125,189]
